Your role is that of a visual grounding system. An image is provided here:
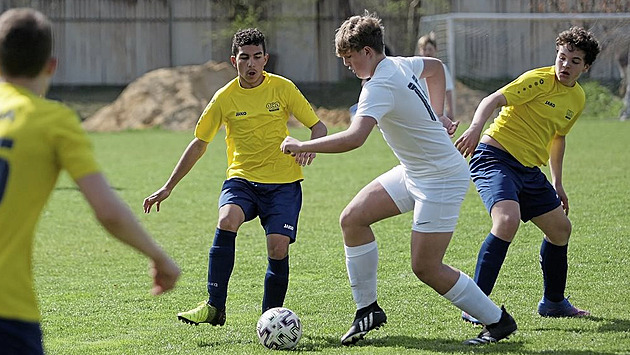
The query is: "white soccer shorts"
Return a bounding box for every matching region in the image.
[376,165,469,233]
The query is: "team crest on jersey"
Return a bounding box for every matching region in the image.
[565,109,574,120]
[266,101,280,112]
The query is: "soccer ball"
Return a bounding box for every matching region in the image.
[256,307,302,350]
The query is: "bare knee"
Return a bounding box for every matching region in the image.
[491,213,520,240]
[267,235,290,259]
[217,207,244,232]
[411,259,438,283]
[547,219,572,245]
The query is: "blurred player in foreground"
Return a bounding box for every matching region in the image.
[144,28,327,327]
[0,8,180,354]
[281,12,516,346]
[455,26,600,324]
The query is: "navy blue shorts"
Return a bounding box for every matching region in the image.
[469,143,560,222]
[0,318,44,355]
[218,178,302,242]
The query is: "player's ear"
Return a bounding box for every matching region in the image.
[263,53,269,67]
[230,55,237,68]
[44,57,57,75]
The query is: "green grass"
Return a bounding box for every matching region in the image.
[35,121,630,354]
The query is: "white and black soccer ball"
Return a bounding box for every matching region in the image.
[256,307,302,350]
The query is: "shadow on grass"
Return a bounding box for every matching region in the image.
[532,315,630,333]
[291,334,623,354]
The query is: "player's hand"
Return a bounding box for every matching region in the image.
[281,136,303,156]
[149,256,180,295]
[295,152,316,166]
[143,187,171,213]
[454,127,481,158]
[555,184,570,216]
[438,115,459,137]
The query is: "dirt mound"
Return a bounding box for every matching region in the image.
[82,61,483,132]
[82,61,236,131]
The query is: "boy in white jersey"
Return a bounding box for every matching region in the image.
[144,28,327,326]
[455,27,600,323]
[281,12,516,346]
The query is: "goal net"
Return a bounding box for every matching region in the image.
[418,12,630,93]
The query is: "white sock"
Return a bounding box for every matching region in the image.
[344,241,378,310]
[442,271,502,325]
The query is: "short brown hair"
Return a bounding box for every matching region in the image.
[556,26,600,66]
[0,8,52,78]
[335,11,384,57]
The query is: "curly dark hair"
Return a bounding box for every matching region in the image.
[231,28,266,56]
[556,26,600,66]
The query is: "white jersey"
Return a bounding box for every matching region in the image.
[355,56,466,179]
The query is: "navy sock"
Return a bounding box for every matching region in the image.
[207,228,237,310]
[540,239,568,302]
[262,255,289,313]
[473,233,510,295]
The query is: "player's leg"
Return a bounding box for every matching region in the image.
[473,200,521,295]
[406,172,517,345]
[178,179,252,326]
[262,234,291,312]
[258,181,301,313]
[531,206,588,317]
[469,144,523,298]
[340,166,411,345]
[410,229,516,345]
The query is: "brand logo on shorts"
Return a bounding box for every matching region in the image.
[283,224,294,231]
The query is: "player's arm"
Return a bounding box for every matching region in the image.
[455,91,507,157]
[293,121,328,166]
[445,89,455,120]
[143,138,208,213]
[76,172,180,295]
[549,133,569,215]
[421,58,459,135]
[420,57,446,118]
[281,116,375,155]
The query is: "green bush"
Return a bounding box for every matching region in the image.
[581,81,624,120]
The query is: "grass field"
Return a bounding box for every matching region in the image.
[35,120,630,354]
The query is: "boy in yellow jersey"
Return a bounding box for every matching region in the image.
[143,28,327,326]
[455,27,600,323]
[0,8,180,354]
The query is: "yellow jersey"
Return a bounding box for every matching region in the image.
[485,66,584,167]
[195,72,320,183]
[0,83,100,322]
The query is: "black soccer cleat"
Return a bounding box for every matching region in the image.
[463,306,517,345]
[340,302,387,345]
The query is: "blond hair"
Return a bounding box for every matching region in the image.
[335,11,384,56]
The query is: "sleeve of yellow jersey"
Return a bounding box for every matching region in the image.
[286,82,320,128]
[194,93,224,143]
[53,108,100,180]
[499,68,549,107]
